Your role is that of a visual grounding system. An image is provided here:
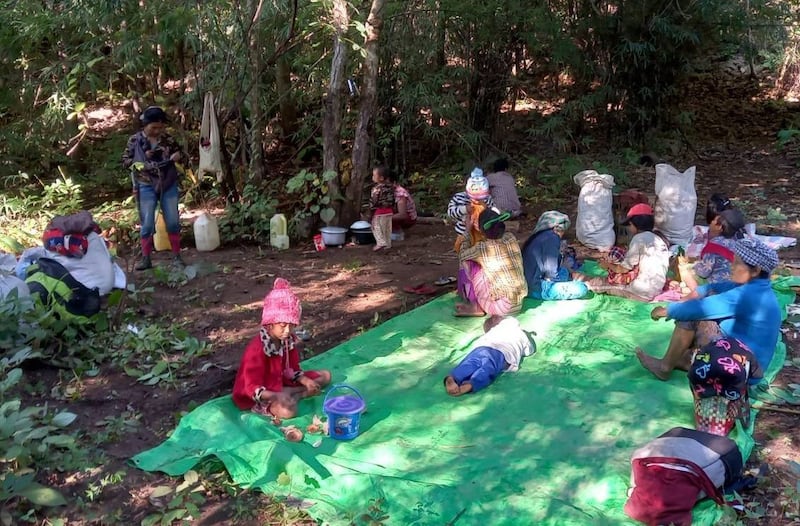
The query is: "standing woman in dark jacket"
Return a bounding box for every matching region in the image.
[122,106,188,270]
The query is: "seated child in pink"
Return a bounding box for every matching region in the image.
[232,278,331,419]
[444,316,535,396]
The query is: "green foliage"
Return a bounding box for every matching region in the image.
[0,348,78,511]
[119,325,210,388]
[142,471,206,526]
[286,169,337,226]
[777,128,800,150]
[218,184,278,244]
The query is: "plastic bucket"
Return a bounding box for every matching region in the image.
[323,384,365,440]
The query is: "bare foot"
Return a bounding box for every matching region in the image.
[635,347,670,380]
[373,245,385,252]
[444,376,460,396]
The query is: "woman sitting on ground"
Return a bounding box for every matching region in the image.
[487,158,523,218]
[637,237,781,381]
[521,211,588,300]
[581,203,670,302]
[455,209,527,317]
[386,169,417,238]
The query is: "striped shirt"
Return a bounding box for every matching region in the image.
[447,192,496,236]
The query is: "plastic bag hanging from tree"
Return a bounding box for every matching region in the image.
[198,92,223,181]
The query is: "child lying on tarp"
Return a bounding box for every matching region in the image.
[233,278,331,420]
[444,316,535,396]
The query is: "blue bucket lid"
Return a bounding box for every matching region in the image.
[324,395,365,415]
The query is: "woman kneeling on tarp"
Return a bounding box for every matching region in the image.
[637,237,781,381]
[455,209,527,317]
[522,211,588,300]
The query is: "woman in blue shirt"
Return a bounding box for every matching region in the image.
[637,237,781,381]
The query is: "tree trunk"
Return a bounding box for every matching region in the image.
[276,56,298,140]
[322,0,349,224]
[344,0,386,226]
[247,0,266,184]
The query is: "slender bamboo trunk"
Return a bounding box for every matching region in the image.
[346,0,386,226]
[322,0,350,223]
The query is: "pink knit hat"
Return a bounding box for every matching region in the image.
[261,278,301,326]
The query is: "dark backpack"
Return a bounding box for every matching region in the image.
[25,258,101,320]
[624,427,743,526]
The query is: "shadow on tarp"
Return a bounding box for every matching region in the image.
[132,276,798,526]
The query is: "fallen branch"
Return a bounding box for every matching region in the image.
[753,403,800,415]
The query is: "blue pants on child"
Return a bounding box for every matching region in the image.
[450,346,507,393]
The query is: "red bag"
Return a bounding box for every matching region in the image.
[624,456,724,526]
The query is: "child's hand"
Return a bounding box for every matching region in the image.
[299,375,320,395]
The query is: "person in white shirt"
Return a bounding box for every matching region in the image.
[444,316,535,396]
[579,203,670,301]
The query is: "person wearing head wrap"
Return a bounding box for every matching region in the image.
[447,167,497,252]
[639,237,781,381]
[232,278,332,419]
[521,211,588,300]
[122,106,188,271]
[679,208,747,293]
[455,209,527,316]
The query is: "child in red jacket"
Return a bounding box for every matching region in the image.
[232,278,331,419]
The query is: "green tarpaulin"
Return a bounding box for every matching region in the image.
[132,274,798,525]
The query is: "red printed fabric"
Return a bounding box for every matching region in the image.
[42,229,90,258]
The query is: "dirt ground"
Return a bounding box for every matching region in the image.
[13,75,800,525]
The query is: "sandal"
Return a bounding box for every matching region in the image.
[403,283,437,295]
[434,276,457,286]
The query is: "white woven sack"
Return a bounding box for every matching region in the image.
[654,164,697,247]
[198,92,223,180]
[574,170,615,250]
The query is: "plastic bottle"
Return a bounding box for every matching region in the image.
[194,212,220,252]
[154,212,171,251]
[270,214,289,250]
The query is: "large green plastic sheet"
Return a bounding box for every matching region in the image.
[132,274,798,525]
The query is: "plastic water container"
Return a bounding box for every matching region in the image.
[273,234,289,250]
[323,384,365,440]
[154,212,170,251]
[270,214,288,250]
[194,212,220,251]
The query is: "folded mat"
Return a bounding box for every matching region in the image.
[133,275,799,525]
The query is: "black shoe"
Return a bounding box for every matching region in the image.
[172,255,185,268]
[135,256,152,271]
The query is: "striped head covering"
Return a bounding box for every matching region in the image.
[733,237,778,273]
[531,211,571,237]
